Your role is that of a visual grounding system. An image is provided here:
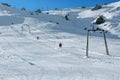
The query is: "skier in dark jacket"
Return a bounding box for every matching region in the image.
[59,42,62,48]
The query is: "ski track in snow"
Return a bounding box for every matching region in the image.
[0,32,120,80]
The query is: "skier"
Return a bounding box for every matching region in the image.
[59,42,62,48]
[37,36,39,40]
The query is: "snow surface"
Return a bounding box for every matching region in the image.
[0,2,120,80]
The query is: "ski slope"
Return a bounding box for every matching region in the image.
[0,2,120,80]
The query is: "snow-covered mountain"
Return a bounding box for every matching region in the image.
[47,1,120,38]
[0,1,120,80]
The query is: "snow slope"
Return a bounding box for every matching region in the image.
[48,1,120,38]
[0,2,120,80]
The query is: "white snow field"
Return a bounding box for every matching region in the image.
[0,2,120,80]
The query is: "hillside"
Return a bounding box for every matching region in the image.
[47,1,120,38]
[0,2,120,80]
